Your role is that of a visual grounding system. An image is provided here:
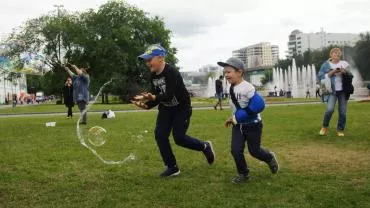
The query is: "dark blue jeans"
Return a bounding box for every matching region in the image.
[322,91,348,131]
[155,107,205,168]
[77,101,87,123]
[231,122,272,175]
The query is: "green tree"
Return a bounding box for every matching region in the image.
[275,59,290,70]
[302,49,313,66]
[354,32,370,80]
[70,1,177,103]
[260,68,272,85]
[10,1,177,103]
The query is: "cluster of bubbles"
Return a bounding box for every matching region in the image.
[0,39,51,75]
[19,52,52,75]
[132,130,149,143]
[0,39,25,54]
[0,56,12,71]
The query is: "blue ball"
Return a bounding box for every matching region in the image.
[248,93,265,114]
[235,109,249,123]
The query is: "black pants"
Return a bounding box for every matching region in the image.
[155,107,205,167]
[67,106,73,117]
[231,122,272,175]
[77,101,87,123]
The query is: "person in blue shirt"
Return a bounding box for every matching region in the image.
[64,63,90,125]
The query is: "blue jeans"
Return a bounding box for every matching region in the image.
[322,91,348,131]
[77,101,87,123]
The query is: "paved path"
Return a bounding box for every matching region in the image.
[0,101,325,118]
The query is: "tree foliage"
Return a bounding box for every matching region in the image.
[11,1,177,102]
[354,32,370,80]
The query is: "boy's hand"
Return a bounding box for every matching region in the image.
[130,100,148,109]
[225,116,234,128]
[141,92,156,101]
[133,95,145,101]
[132,93,155,101]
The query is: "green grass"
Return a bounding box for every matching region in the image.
[0,97,320,115]
[1,103,369,207]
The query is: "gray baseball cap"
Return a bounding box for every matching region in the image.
[217,57,245,70]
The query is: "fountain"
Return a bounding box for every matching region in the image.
[205,69,224,97]
[267,58,367,99]
[350,67,367,99]
[268,59,317,98]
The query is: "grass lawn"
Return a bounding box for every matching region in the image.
[0,97,321,115]
[0,103,369,207]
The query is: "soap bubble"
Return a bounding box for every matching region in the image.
[88,126,107,147]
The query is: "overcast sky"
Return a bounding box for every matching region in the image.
[1,0,369,71]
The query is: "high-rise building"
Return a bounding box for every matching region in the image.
[232,42,279,69]
[287,29,360,57]
[271,45,279,65]
[232,47,248,66]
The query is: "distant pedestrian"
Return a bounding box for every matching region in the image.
[315,84,321,98]
[214,75,224,110]
[12,94,17,108]
[63,77,74,119]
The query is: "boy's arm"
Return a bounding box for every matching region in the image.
[242,87,258,114]
[145,77,159,109]
[145,100,159,109]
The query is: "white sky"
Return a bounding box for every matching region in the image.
[1,0,369,71]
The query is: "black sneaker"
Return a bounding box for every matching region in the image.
[232,174,250,184]
[268,152,279,174]
[79,122,87,125]
[160,166,180,177]
[202,141,215,165]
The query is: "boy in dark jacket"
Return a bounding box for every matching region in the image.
[132,44,215,177]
